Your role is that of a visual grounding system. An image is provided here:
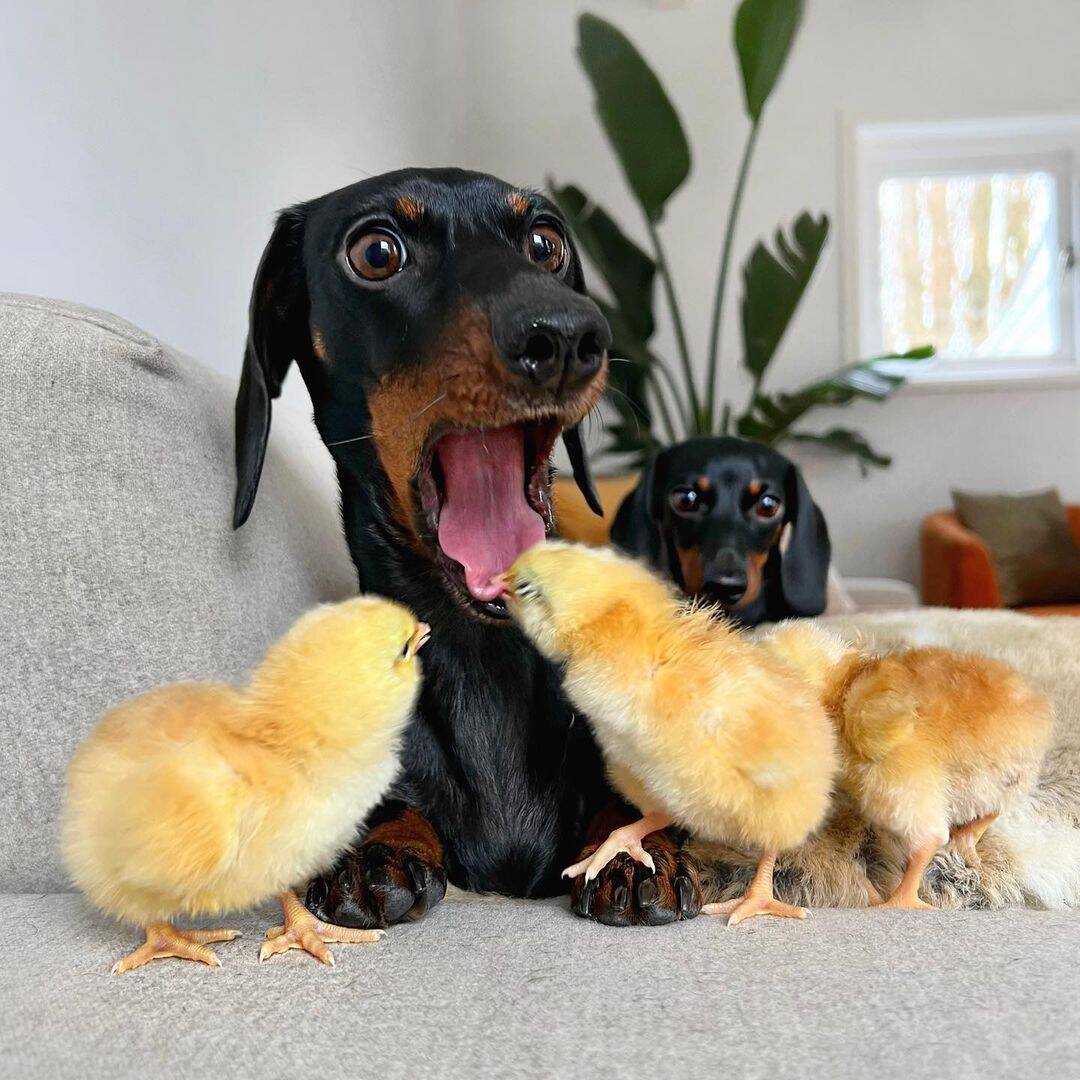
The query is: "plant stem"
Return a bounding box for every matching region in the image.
[645,359,687,443]
[646,368,680,444]
[704,120,760,433]
[644,217,700,435]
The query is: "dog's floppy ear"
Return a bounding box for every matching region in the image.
[233,207,309,529]
[779,462,831,615]
[610,449,666,563]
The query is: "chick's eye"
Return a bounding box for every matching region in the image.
[669,488,701,515]
[400,640,411,660]
[755,493,782,520]
[516,579,538,600]
[526,224,567,274]
[347,229,406,281]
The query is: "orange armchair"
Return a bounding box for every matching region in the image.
[921,507,1080,614]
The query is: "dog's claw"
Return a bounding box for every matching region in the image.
[307,839,447,929]
[570,833,703,927]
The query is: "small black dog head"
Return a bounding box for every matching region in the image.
[610,436,830,625]
[234,168,611,619]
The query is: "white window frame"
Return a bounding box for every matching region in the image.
[842,114,1080,390]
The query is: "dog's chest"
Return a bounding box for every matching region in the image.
[399,633,601,894]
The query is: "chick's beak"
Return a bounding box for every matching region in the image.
[410,622,431,655]
[493,573,513,599]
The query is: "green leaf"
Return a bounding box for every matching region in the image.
[741,211,829,381]
[785,428,892,476]
[738,346,933,443]
[577,13,691,222]
[734,0,804,122]
[549,181,657,341]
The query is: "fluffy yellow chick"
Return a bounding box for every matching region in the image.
[761,621,1053,909]
[500,541,838,926]
[63,596,428,972]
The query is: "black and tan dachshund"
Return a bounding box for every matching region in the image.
[233,168,703,928]
[611,436,831,627]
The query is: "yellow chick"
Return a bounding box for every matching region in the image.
[761,621,1053,909]
[500,541,838,926]
[63,596,428,972]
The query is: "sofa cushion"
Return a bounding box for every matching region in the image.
[4,891,1078,1079]
[952,487,1080,607]
[0,295,355,892]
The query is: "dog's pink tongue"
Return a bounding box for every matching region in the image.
[437,425,545,602]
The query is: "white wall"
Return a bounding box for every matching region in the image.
[449,0,1080,584]
[0,0,460,413]
[5,0,1078,583]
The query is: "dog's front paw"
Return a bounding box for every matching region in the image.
[570,833,702,927]
[307,841,447,929]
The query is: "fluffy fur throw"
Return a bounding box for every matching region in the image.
[691,609,1080,910]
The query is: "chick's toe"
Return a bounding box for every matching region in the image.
[562,814,671,882]
[703,895,809,925]
[702,851,810,927]
[258,890,384,967]
[112,923,241,974]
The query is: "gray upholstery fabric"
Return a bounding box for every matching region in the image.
[4,890,1079,1080]
[0,294,355,892]
[4,296,1080,1079]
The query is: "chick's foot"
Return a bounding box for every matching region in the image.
[112,923,241,974]
[872,839,940,911]
[702,851,809,927]
[259,890,384,966]
[949,812,998,869]
[570,820,703,926]
[562,812,672,882]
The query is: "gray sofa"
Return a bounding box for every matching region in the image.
[2,294,1078,1079]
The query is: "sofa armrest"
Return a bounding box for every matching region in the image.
[920,511,1003,608]
[842,577,921,612]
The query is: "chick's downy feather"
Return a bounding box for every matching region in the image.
[760,621,1054,848]
[506,544,838,856]
[63,597,424,926]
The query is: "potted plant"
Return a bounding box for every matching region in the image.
[550,1,931,485]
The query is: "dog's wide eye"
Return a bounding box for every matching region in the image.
[669,488,701,516]
[526,224,567,274]
[347,229,406,282]
[755,493,782,520]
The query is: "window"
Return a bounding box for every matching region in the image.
[845,116,1079,386]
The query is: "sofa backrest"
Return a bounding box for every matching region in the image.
[0,294,356,892]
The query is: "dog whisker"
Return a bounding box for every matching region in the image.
[605,385,646,436]
[414,391,448,417]
[326,391,451,449]
[325,433,376,447]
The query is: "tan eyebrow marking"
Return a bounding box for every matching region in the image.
[395,195,424,222]
[697,476,713,492]
[508,191,531,215]
[748,480,763,497]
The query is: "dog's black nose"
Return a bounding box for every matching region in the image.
[707,573,748,605]
[704,549,749,604]
[498,310,610,393]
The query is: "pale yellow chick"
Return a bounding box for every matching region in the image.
[63,596,428,972]
[501,541,838,926]
[761,621,1053,909]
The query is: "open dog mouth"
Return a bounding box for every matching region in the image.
[414,418,564,619]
